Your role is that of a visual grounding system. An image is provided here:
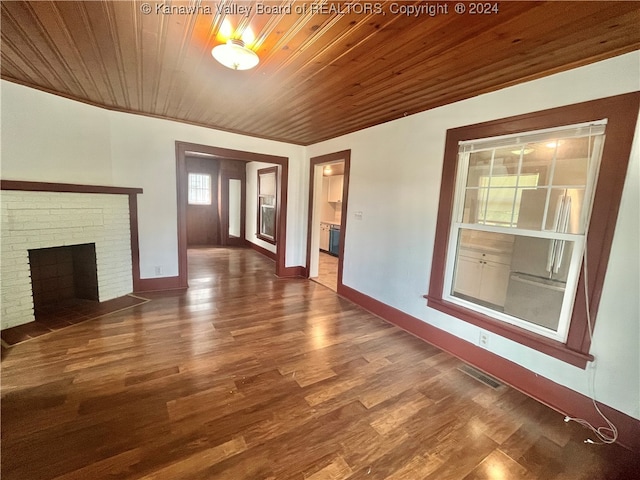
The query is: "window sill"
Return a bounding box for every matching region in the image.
[425,295,593,369]
[256,234,276,245]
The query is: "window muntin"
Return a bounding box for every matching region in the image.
[473,173,540,226]
[445,122,606,341]
[187,173,212,205]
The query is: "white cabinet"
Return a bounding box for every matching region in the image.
[453,248,511,307]
[478,261,511,306]
[327,175,343,203]
[453,256,483,298]
[319,223,330,251]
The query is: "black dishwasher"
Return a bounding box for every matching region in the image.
[329,225,340,257]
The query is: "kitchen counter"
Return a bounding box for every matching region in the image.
[459,230,514,257]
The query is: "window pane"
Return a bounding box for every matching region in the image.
[188,173,211,205]
[462,137,595,233]
[515,188,546,230]
[481,184,517,226]
[452,229,514,308]
[552,136,592,187]
[544,188,586,234]
[505,235,575,331]
[452,229,574,333]
[492,146,521,176]
[260,202,276,239]
[503,272,565,331]
[465,173,539,228]
[259,172,276,196]
[466,151,492,188]
[520,141,555,185]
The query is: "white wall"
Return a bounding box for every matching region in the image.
[306,51,640,420]
[1,81,306,279]
[1,84,113,185]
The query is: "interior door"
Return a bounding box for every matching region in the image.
[219,171,246,247]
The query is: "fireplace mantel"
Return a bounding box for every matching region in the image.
[0,180,142,196]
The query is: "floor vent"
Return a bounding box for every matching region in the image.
[457,364,503,389]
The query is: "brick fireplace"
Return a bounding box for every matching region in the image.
[1,182,142,330]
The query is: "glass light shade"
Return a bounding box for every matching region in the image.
[212,39,259,71]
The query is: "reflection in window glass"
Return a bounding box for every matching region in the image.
[257,168,277,244]
[260,202,276,239]
[452,229,575,332]
[476,173,539,226]
[448,121,606,341]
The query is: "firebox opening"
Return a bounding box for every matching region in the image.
[28,244,99,319]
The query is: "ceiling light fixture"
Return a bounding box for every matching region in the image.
[212,39,259,71]
[511,148,534,155]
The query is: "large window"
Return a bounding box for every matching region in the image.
[427,93,640,368]
[446,123,605,342]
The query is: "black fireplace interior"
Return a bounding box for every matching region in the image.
[28,243,99,311]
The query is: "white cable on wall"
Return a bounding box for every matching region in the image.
[563,241,618,444]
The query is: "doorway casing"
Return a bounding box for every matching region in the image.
[306,150,351,294]
[176,141,291,287]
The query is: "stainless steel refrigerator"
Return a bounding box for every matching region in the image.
[503,190,574,331]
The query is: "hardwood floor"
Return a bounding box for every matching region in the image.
[314,251,338,292]
[1,295,148,347]
[1,248,638,479]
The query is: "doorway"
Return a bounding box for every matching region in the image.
[185,156,246,248]
[176,141,290,287]
[185,156,221,247]
[306,150,351,293]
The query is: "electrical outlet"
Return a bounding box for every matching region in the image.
[154,266,162,276]
[479,331,489,348]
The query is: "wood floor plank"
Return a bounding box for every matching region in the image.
[369,390,434,436]
[384,454,444,480]
[306,455,353,480]
[461,450,532,480]
[313,251,339,292]
[304,357,391,407]
[52,448,144,480]
[138,437,248,480]
[1,248,638,480]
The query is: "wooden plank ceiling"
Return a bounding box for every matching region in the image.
[2,1,639,145]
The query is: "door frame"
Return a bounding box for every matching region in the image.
[176,141,290,287]
[305,150,351,294]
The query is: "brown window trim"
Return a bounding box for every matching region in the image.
[256,166,278,245]
[426,92,640,369]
